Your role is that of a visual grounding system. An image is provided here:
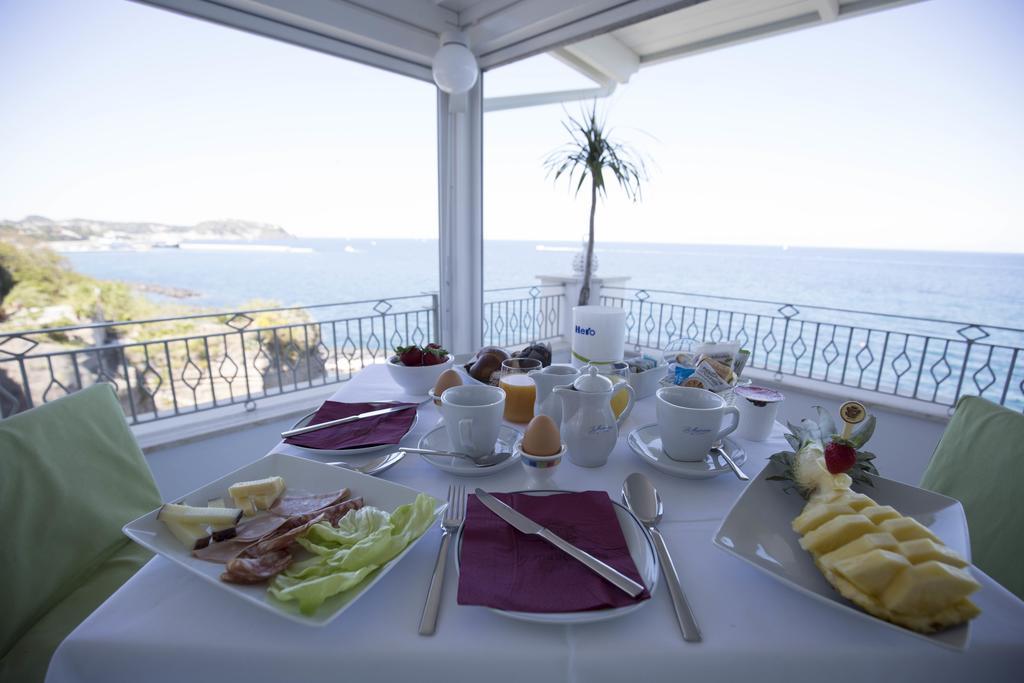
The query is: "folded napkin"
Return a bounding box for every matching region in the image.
[457,491,650,613]
[283,401,417,450]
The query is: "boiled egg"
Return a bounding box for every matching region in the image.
[432,369,463,405]
[521,414,562,456]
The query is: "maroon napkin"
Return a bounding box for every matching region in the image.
[457,491,650,612]
[283,401,417,450]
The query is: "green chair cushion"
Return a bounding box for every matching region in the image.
[0,384,161,661]
[920,396,1024,599]
[0,542,152,683]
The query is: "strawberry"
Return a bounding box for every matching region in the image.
[421,345,449,365]
[396,345,423,366]
[824,440,857,474]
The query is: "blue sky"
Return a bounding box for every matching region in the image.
[0,0,1021,251]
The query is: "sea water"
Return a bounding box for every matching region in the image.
[63,239,1024,330]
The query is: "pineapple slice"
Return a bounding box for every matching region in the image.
[860,505,900,525]
[819,532,899,570]
[881,561,980,614]
[792,501,854,535]
[841,492,878,512]
[833,549,911,596]
[799,514,877,555]
[878,516,941,543]
[898,539,968,568]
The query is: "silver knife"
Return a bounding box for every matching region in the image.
[473,488,645,598]
[280,404,416,438]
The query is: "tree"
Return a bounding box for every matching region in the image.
[545,103,646,306]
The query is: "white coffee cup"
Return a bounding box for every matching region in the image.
[440,385,505,457]
[655,386,740,462]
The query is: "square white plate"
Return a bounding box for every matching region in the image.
[123,452,443,626]
[713,465,973,650]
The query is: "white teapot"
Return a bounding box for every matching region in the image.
[554,366,634,468]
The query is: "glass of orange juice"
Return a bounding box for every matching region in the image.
[499,357,542,423]
[592,361,634,419]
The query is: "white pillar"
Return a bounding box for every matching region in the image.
[437,81,484,355]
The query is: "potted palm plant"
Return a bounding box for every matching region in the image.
[545,104,646,306]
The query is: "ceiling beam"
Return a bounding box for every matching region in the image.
[133,0,434,80]
[639,0,924,67]
[557,33,640,85]
[484,83,616,112]
[474,0,710,70]
[816,0,840,21]
[212,0,443,65]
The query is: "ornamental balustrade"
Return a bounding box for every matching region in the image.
[2,283,1019,423]
[600,287,1024,413]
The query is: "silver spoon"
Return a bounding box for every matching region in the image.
[326,450,405,476]
[399,447,512,467]
[622,472,702,642]
[712,446,748,481]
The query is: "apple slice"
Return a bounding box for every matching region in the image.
[162,519,212,550]
[158,503,242,526]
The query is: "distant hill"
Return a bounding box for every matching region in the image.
[0,215,293,241]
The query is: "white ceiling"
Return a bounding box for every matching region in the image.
[135,0,923,85]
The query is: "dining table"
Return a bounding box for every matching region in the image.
[46,364,1024,683]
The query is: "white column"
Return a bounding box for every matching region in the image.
[437,80,484,354]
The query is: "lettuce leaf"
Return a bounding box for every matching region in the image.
[268,492,438,614]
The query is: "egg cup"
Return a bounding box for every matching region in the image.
[516,441,566,490]
[428,388,442,407]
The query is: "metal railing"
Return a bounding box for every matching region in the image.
[600,287,1024,413]
[483,284,564,348]
[4,281,1017,423]
[0,284,566,424]
[0,295,439,424]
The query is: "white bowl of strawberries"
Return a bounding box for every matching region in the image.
[386,344,454,396]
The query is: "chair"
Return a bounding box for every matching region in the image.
[920,395,1024,600]
[0,384,161,682]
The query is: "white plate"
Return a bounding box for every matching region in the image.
[417,424,522,477]
[626,424,747,479]
[712,465,973,649]
[122,452,444,626]
[455,490,659,624]
[286,406,420,457]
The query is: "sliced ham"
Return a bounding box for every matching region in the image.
[234,513,289,542]
[318,497,364,526]
[193,538,254,563]
[221,550,293,584]
[248,512,325,556]
[270,487,350,517]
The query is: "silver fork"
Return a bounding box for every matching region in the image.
[418,483,466,635]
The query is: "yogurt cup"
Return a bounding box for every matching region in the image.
[734,385,784,442]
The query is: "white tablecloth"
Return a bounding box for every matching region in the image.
[47,366,1024,682]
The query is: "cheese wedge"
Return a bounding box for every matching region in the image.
[229,476,285,514]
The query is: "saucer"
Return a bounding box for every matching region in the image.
[417,424,522,477]
[626,423,747,479]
